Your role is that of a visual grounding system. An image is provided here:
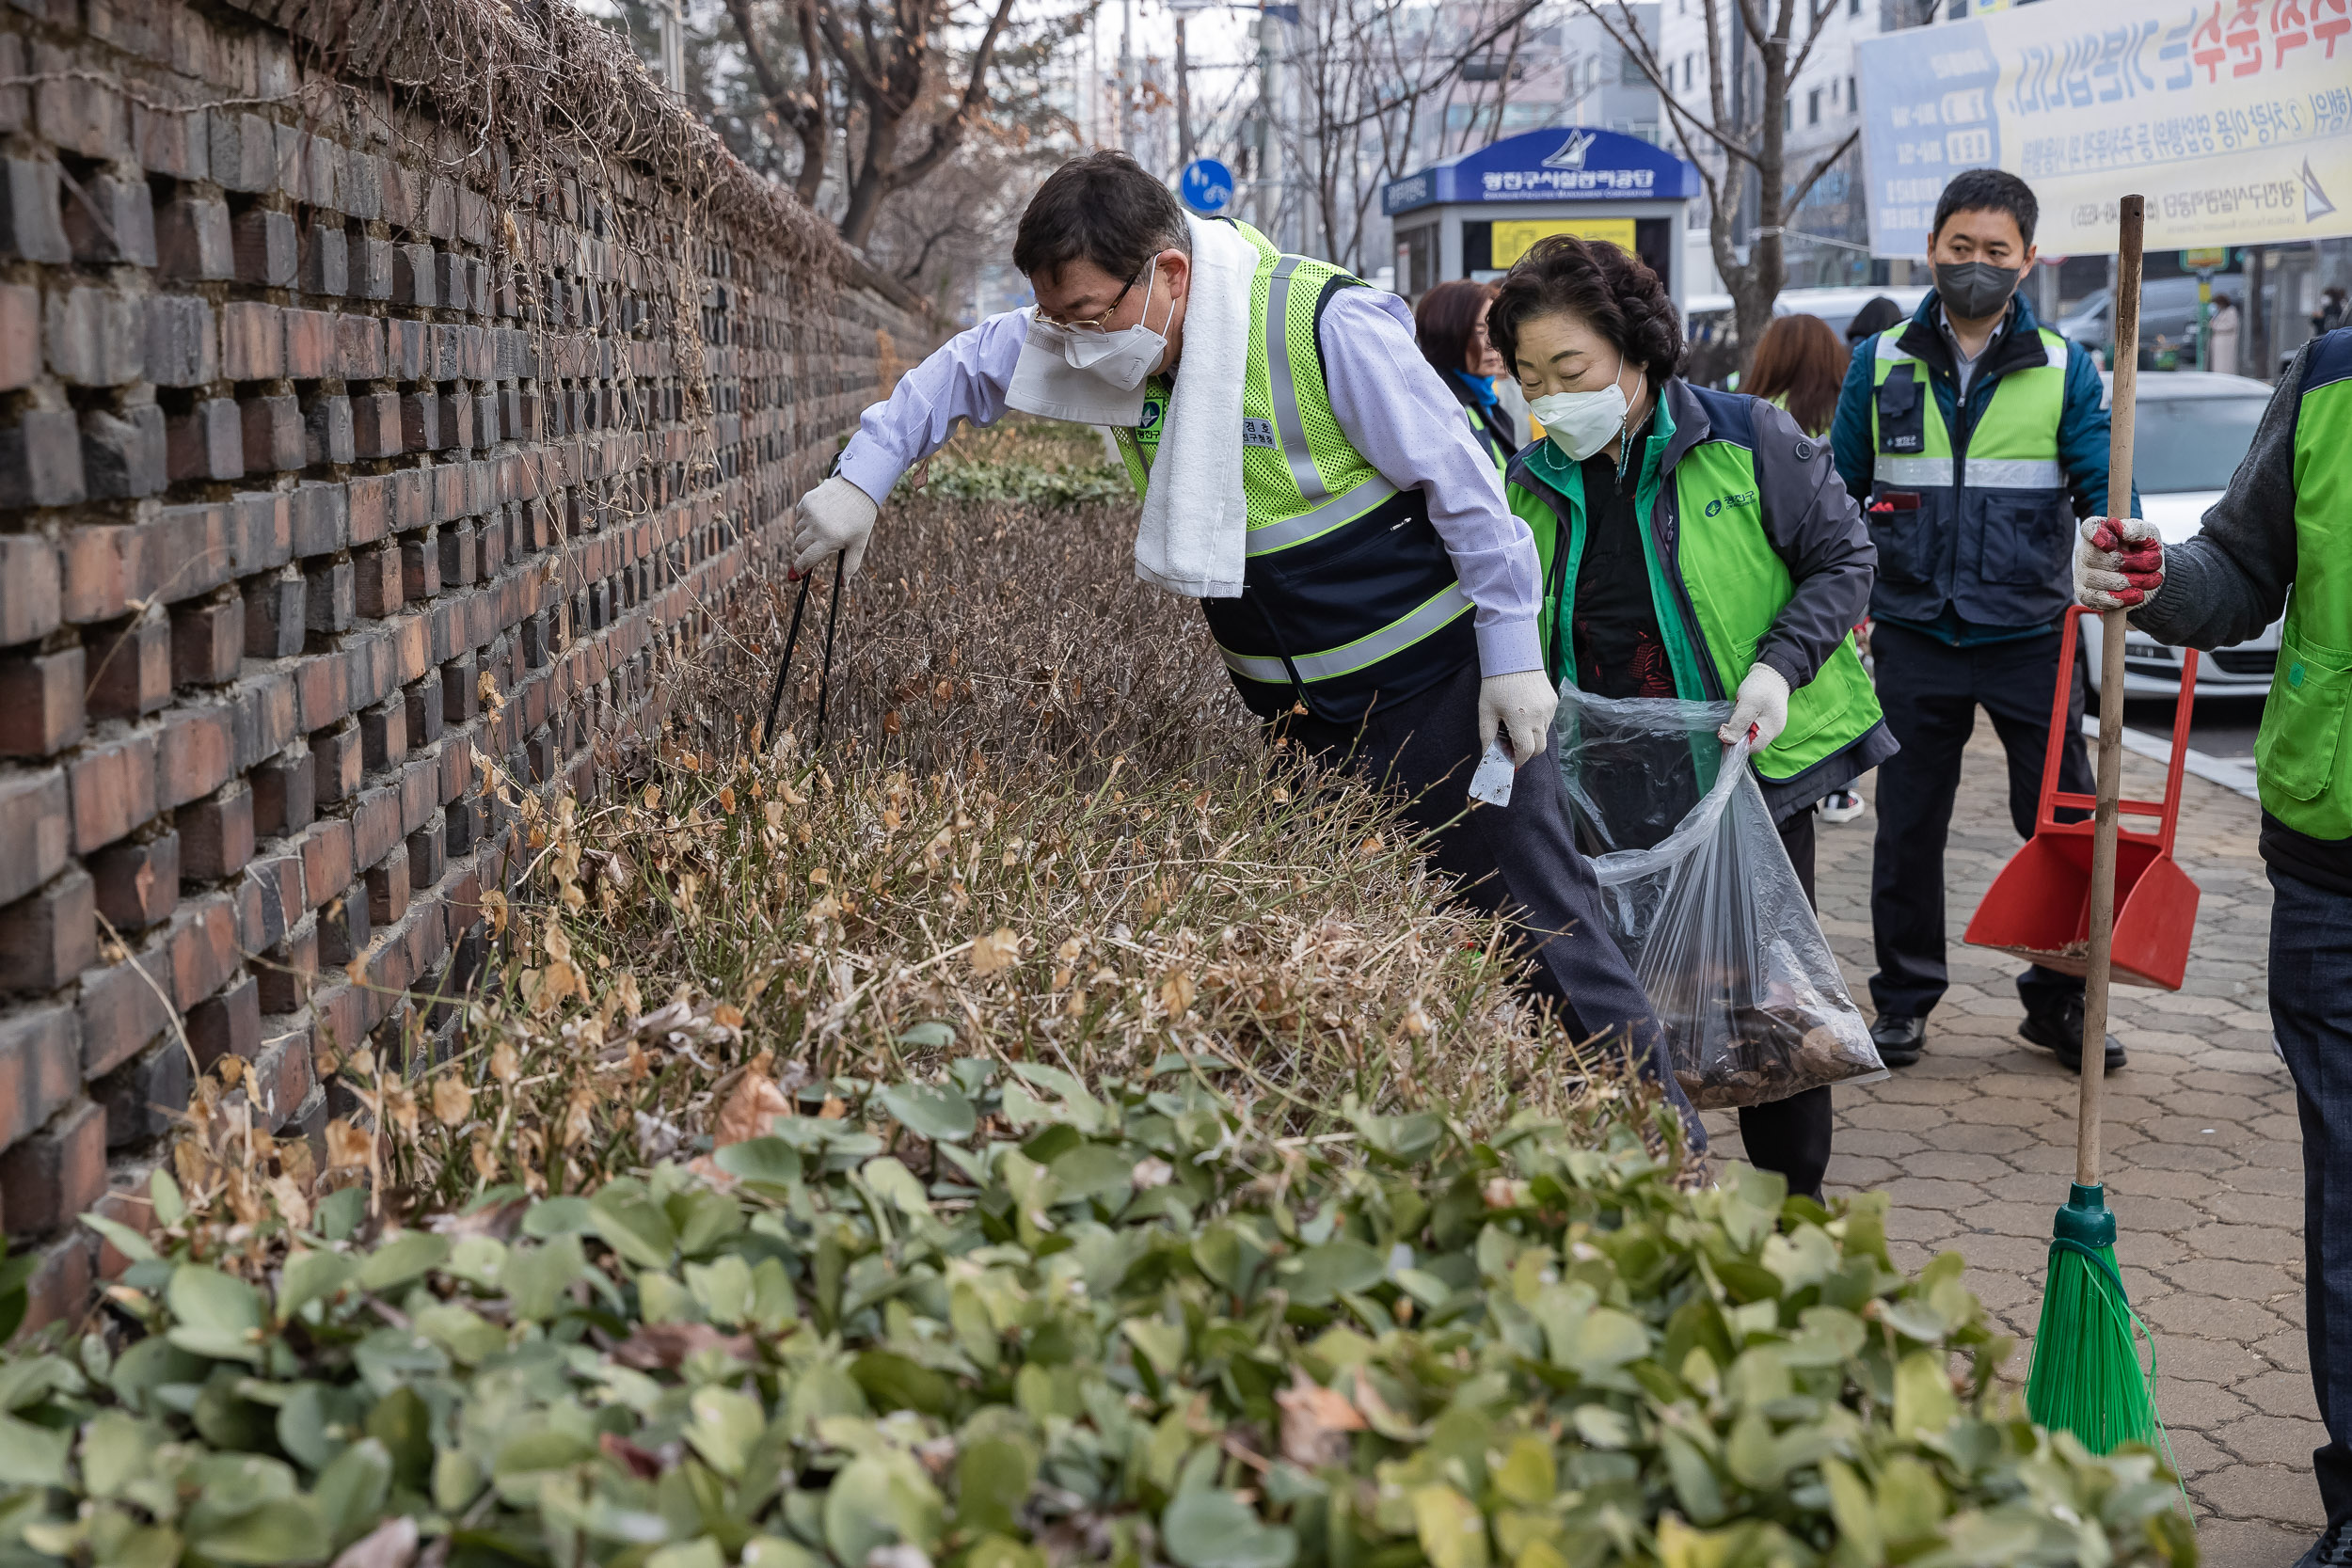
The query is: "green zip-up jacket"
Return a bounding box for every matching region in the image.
[1508,377,1899,821]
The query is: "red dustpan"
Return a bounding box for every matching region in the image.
[1963,606,2202,990]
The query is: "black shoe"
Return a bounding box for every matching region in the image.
[2019,999,2126,1073]
[1870,1014,1926,1069]
[2295,1523,2352,1568]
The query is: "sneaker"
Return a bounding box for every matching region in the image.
[2294,1523,2352,1568]
[1818,789,1866,824]
[1870,1014,1926,1069]
[2019,997,2127,1073]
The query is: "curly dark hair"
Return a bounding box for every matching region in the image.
[1486,234,1683,389]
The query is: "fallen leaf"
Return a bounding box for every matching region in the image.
[330,1516,419,1568]
[970,927,1021,976]
[1277,1370,1365,1468]
[325,1118,374,1170]
[432,1075,473,1128]
[599,1432,664,1479]
[1132,1157,1174,1190]
[714,1070,793,1147]
[610,1322,755,1370]
[1159,969,1197,1018]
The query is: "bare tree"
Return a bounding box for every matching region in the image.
[1580,0,1857,378]
[723,0,1035,248]
[723,0,831,205]
[1282,0,1553,276]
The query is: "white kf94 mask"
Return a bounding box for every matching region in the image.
[1527,354,1640,462]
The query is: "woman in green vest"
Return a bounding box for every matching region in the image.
[1488,233,1897,1200]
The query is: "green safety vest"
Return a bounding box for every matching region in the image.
[2254,328,2352,837]
[1506,383,1883,783]
[1112,224,1472,722]
[1866,322,2077,626]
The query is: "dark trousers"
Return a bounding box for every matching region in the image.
[1867,620,2093,1022]
[1739,808,1834,1201]
[2267,866,2352,1529]
[1289,662,1692,1129]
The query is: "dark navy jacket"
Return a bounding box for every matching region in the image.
[1830,291,2137,641]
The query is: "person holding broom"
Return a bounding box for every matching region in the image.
[1831,168,2138,1077]
[784,150,1699,1137]
[2074,323,2352,1568]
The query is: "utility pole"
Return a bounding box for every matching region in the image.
[1120,0,1135,155]
[1175,13,1195,165]
[1253,10,1278,233]
[659,0,685,92]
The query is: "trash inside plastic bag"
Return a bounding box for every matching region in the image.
[1559,685,1887,1111]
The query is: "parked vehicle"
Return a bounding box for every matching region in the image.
[2058,275,2238,367]
[1683,284,1934,346]
[2081,371,2278,699]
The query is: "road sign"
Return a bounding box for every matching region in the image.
[1180,158,1234,215]
[2181,247,2229,273]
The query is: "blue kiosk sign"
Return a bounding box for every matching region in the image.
[1383,126,1701,305]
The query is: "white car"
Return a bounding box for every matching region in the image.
[2083,371,2279,699]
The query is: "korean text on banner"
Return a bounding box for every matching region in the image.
[1853,0,2352,257]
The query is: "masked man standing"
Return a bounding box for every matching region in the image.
[788,150,1695,1124]
[1830,168,2138,1075]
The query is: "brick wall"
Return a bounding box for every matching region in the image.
[0,0,929,1327]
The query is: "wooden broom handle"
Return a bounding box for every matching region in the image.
[2078,195,2143,1190]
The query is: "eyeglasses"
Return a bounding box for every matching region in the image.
[1037,254,1163,334]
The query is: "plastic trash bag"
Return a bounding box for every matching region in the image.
[1558,684,1887,1111]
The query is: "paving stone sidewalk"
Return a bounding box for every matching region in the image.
[1703,715,2314,1567]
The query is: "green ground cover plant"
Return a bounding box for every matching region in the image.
[3,1067,2189,1568]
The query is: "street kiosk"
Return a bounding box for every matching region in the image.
[1383,126,1702,306]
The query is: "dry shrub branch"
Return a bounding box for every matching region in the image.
[317,472,1676,1216]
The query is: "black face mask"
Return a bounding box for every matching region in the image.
[1933,260,2021,321]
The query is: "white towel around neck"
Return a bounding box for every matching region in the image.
[1131,213,1256,599]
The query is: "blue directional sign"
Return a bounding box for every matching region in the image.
[1180,158,1235,215]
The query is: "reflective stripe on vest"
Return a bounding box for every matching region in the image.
[1877,453,2063,487]
[1264,257,1329,501]
[1217,582,1473,685]
[1245,474,1401,555]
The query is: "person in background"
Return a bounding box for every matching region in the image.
[1748,312,1868,827]
[2209,291,2241,378]
[1843,294,1907,352]
[2073,325,2351,1568]
[1415,278,1520,466]
[1831,166,2137,1076]
[2316,284,2348,339]
[1491,234,1896,1201]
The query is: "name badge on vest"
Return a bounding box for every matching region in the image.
[1242,416,1278,450]
[1876,363,1926,455]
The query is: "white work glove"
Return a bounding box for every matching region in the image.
[2074,516,2165,611]
[789,476,880,579]
[1477,670,1558,767]
[1720,663,1790,752]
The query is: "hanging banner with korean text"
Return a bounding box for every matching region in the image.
[1853,0,2352,257]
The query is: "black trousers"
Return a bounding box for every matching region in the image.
[1733,808,1835,1201]
[1287,662,1696,1133]
[1866,620,2093,1023]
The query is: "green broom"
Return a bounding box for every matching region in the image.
[2023,194,2169,1458]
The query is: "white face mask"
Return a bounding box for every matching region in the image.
[1527,355,1640,462]
[1031,259,1170,390]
